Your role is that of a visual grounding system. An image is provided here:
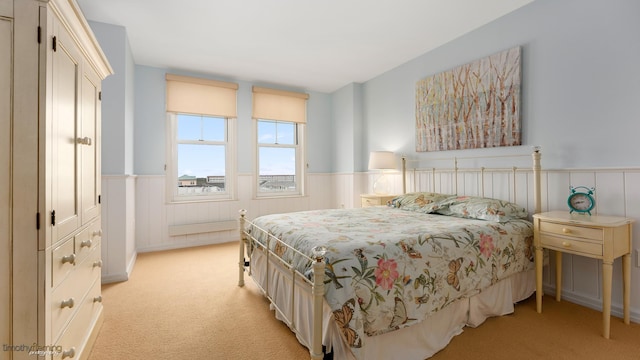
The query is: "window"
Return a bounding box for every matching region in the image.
[257,119,302,194]
[166,74,238,201]
[252,86,309,197]
[170,114,233,200]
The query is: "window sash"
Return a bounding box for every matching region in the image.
[258,120,296,146]
[167,113,235,202]
[256,119,304,196]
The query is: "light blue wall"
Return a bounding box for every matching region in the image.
[133,66,167,175]
[331,83,366,173]
[331,84,354,173]
[124,31,135,174]
[305,89,333,174]
[98,0,640,176]
[361,0,640,170]
[133,66,334,175]
[90,21,135,175]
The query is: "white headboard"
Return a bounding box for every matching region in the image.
[401,148,542,217]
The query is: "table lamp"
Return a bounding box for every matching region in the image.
[368,151,396,195]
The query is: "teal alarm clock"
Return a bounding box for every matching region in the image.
[568,186,595,215]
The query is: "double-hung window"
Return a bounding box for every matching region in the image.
[166,74,238,202]
[252,86,308,197]
[257,119,301,194]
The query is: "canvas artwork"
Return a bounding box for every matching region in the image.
[415,46,521,152]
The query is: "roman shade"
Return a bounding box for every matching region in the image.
[166,74,238,117]
[252,86,309,123]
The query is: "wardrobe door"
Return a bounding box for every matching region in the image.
[0,11,12,353]
[80,66,101,224]
[50,19,82,243]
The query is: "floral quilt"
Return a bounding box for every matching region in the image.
[246,206,534,354]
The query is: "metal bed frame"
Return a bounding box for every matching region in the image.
[238,148,542,359]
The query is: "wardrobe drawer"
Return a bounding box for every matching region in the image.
[51,269,85,341]
[539,222,603,241]
[75,221,101,264]
[52,236,76,288]
[51,241,101,341]
[78,240,102,285]
[53,278,103,360]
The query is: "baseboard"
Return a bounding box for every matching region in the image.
[101,272,129,284]
[542,284,640,324]
[136,238,233,253]
[126,251,137,278]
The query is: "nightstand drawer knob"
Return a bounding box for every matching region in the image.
[562,241,571,248]
[562,228,571,234]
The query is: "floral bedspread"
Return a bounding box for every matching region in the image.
[246,206,534,352]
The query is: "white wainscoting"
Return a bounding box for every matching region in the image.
[131,167,640,322]
[102,175,137,283]
[134,173,337,253]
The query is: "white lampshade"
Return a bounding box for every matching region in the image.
[368,151,396,170]
[368,151,395,195]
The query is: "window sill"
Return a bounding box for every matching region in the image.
[254,194,307,200]
[167,197,237,205]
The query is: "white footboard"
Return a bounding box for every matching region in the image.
[238,209,327,360]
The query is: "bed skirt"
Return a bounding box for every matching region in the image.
[250,248,535,360]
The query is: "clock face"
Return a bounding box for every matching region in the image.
[569,193,593,211]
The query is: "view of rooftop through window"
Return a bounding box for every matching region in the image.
[176,115,297,194]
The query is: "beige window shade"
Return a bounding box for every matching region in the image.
[252,86,309,123]
[166,74,238,117]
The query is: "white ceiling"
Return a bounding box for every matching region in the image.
[76,0,533,93]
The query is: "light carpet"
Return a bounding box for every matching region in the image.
[88,242,640,359]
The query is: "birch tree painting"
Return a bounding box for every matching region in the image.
[415,47,521,152]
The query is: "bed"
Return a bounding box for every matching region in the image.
[238,149,542,360]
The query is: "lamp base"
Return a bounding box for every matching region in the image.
[373,174,389,195]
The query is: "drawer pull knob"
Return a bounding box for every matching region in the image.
[76,136,92,146]
[81,239,93,248]
[93,260,103,268]
[61,253,76,265]
[62,347,76,359]
[92,229,103,238]
[562,228,571,234]
[93,295,103,303]
[61,298,75,309]
[562,241,572,248]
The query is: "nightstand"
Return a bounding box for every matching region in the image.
[533,211,634,338]
[360,194,395,208]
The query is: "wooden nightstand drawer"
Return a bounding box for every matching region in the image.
[539,234,602,257]
[360,194,395,208]
[361,198,382,207]
[539,222,603,241]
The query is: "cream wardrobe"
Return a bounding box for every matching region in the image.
[2,1,112,359]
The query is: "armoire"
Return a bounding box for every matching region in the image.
[1,0,112,359]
